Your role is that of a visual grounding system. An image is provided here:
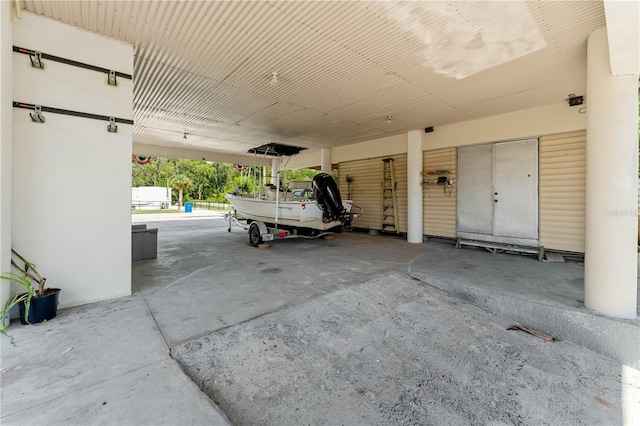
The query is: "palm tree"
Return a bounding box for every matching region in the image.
[169,173,193,210]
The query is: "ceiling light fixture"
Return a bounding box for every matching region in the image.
[270,71,279,86]
[183,131,188,139]
[385,115,393,124]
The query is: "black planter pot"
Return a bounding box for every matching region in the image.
[18,289,61,325]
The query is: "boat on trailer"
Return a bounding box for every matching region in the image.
[225,143,361,246]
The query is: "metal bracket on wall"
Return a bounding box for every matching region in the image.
[29,105,45,123]
[13,102,134,128]
[13,46,132,82]
[29,51,44,69]
[108,70,117,86]
[107,117,118,133]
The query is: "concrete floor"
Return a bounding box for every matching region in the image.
[410,241,640,369]
[1,210,638,424]
[173,273,624,425]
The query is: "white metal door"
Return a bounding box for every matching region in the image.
[457,144,493,234]
[493,140,538,239]
[457,139,539,245]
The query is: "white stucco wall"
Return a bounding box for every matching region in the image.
[0,1,14,312]
[11,13,133,307]
[288,101,587,169]
[422,102,587,150]
[288,133,407,169]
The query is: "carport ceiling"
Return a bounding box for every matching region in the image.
[21,1,605,156]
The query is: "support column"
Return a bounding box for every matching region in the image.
[271,157,278,184]
[407,130,423,243]
[321,148,331,174]
[584,27,638,319]
[0,1,14,313]
[11,13,133,306]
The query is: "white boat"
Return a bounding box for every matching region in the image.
[225,143,361,246]
[226,188,353,231]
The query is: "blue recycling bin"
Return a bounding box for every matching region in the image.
[184,202,193,213]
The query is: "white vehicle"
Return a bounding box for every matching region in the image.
[132,186,171,210]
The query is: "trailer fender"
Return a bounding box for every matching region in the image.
[254,220,268,236]
[249,221,270,246]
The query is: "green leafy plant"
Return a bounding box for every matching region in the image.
[0,273,35,345]
[10,249,46,296]
[0,249,46,345]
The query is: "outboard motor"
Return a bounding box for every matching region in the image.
[312,173,345,223]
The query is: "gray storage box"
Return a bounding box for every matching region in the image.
[132,227,158,261]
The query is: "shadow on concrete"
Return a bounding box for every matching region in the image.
[409,242,640,368]
[2,213,637,425]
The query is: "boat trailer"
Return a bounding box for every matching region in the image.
[225,211,339,247]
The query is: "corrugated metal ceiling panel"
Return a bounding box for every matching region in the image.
[19,1,606,156]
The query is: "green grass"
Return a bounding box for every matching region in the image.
[131,209,184,214]
[201,206,232,212]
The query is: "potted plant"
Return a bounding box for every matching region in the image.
[0,249,61,344]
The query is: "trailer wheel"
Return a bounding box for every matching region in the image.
[249,222,263,247]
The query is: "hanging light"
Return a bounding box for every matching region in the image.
[183,131,188,139]
[270,71,279,86]
[385,115,393,124]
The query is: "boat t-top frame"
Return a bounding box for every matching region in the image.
[247,142,307,157]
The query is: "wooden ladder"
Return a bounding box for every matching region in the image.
[381,158,399,233]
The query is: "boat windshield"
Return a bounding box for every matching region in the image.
[292,189,315,199]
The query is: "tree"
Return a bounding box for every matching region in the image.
[285,168,318,182]
[169,173,193,210]
[132,157,175,187]
[211,163,234,199]
[132,158,328,205]
[211,163,227,190]
[189,161,215,200]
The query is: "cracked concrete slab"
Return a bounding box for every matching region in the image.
[410,243,640,369]
[4,213,637,425]
[173,273,622,425]
[1,357,227,426]
[133,216,421,346]
[0,293,229,425]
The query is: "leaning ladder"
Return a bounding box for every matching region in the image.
[381,158,399,233]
